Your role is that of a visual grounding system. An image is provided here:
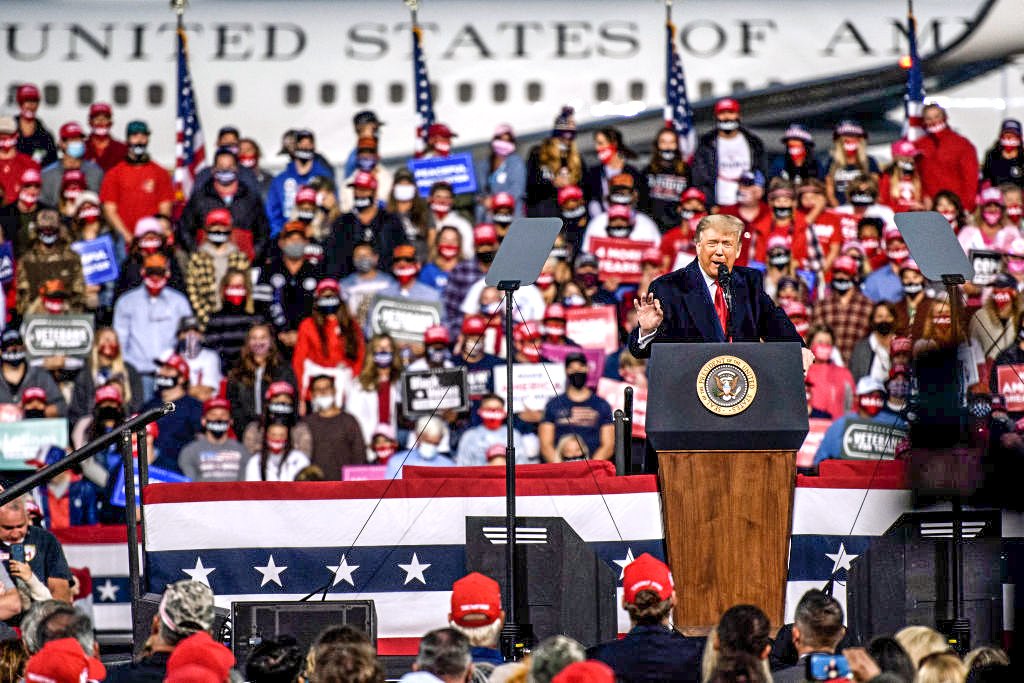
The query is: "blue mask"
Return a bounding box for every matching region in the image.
[66,140,86,159]
[356,157,377,172]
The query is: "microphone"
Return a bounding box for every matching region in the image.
[717,263,733,312]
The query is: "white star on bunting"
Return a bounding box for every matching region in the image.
[254,555,288,588]
[398,553,431,585]
[327,555,360,587]
[182,557,215,586]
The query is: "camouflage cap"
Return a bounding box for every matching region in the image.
[158,580,215,635]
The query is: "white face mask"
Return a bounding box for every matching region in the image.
[419,442,438,459]
[393,184,417,202]
[311,395,334,412]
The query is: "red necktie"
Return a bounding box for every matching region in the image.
[714,283,730,340]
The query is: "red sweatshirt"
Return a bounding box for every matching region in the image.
[292,316,366,393]
[915,128,979,211]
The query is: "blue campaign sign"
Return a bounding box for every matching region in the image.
[0,243,13,285]
[409,153,478,197]
[71,235,119,286]
[110,464,190,507]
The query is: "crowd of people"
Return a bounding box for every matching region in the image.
[0,86,1023,510]
[0,549,1010,682]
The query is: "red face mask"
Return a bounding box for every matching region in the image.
[42,297,64,315]
[138,235,164,254]
[430,201,451,218]
[1000,135,1021,150]
[544,321,566,338]
[993,289,1015,308]
[520,344,541,362]
[793,319,810,337]
[843,140,860,155]
[811,342,833,363]
[535,272,555,289]
[393,263,419,285]
[1007,204,1023,222]
[98,342,119,359]
[859,393,885,416]
[91,125,110,139]
[433,139,452,155]
[597,145,618,165]
[939,209,958,229]
[267,438,287,454]
[479,407,507,430]
[0,135,18,150]
[78,205,101,223]
[373,444,396,464]
[223,285,247,306]
[238,154,257,168]
[144,275,168,296]
[438,243,460,260]
[787,142,806,165]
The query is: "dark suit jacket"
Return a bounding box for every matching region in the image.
[628,259,802,359]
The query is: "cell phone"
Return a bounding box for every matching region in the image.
[9,544,24,563]
[806,652,852,680]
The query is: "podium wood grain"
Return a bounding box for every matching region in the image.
[657,449,796,631]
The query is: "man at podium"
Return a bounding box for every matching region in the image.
[628,214,806,358]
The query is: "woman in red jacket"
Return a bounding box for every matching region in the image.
[293,278,365,408]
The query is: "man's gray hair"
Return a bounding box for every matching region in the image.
[415,627,472,678]
[38,605,96,655]
[416,415,448,443]
[21,600,66,654]
[529,635,585,683]
[695,214,744,243]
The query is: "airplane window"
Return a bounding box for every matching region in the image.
[320,83,337,105]
[698,80,714,99]
[430,82,440,103]
[147,83,164,107]
[594,81,611,102]
[5,86,15,107]
[730,80,747,93]
[457,82,473,104]
[492,82,507,103]
[389,82,404,104]
[77,84,95,106]
[629,81,645,101]
[216,83,233,106]
[526,81,542,103]
[354,83,370,105]
[43,84,59,106]
[284,82,302,106]
[112,83,129,106]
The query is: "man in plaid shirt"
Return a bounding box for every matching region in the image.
[811,255,873,365]
[442,224,499,337]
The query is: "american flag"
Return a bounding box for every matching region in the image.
[412,25,436,155]
[902,8,926,142]
[665,21,696,160]
[173,26,206,204]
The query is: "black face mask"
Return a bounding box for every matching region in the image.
[849,192,875,207]
[659,149,678,162]
[206,231,230,245]
[561,206,586,222]
[768,250,791,269]
[95,406,122,424]
[23,409,45,419]
[427,347,450,366]
[206,420,230,438]
[292,149,315,163]
[353,197,373,211]
[316,296,341,315]
[493,214,514,227]
[831,278,854,294]
[567,371,588,390]
[874,321,894,336]
[607,225,633,238]
[154,375,178,391]
[476,250,496,265]
[1,350,25,366]
[772,207,793,220]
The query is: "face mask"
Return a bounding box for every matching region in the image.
[154,375,177,391]
[898,161,915,174]
[238,154,257,168]
[19,190,38,209]
[860,238,880,255]
[577,272,599,290]
[811,343,833,363]
[373,351,393,368]
[249,339,271,357]
[768,250,791,268]
[493,213,514,227]
[562,294,585,308]
[43,297,64,314]
[207,231,231,245]
[293,209,316,223]
[1008,205,1023,222]
[491,139,516,157]
[430,201,451,217]
[91,125,110,138]
[608,192,633,205]
[1010,259,1024,275]
[550,247,569,261]
[78,206,101,223]
[680,209,697,221]
[536,272,555,289]
[737,189,757,205]
[717,119,740,133]
[597,145,618,165]
[793,319,810,337]
[932,315,952,329]
[356,156,377,172]
[373,444,396,463]
[481,301,502,316]
[831,278,854,293]
[206,421,230,438]
[353,256,376,274]
[903,282,923,297]
[222,285,246,307]
[353,196,373,211]
[2,351,25,365]
[842,140,860,155]
[267,438,287,454]
[315,296,341,315]
[982,209,1004,227]
[393,184,417,202]
[0,135,16,150]
[659,149,678,162]
[427,347,450,366]
[993,290,1015,307]
[787,143,806,164]
[544,321,566,337]
[311,395,335,412]
[476,250,496,265]
[419,442,438,459]
[96,406,122,424]
[292,149,315,162]
[98,342,119,359]
[607,224,632,238]
[433,140,452,155]
[129,144,147,158]
[567,371,588,390]
[138,235,163,254]
[874,321,894,336]
[926,122,947,135]
[393,263,418,284]
[939,209,958,228]
[480,408,507,430]
[437,243,460,260]
[520,343,541,362]
[214,169,237,186]
[887,246,910,262]
[144,275,168,295]
[66,140,86,159]
[20,107,36,121]
[772,206,793,220]
[281,241,307,259]
[268,404,295,424]
[859,394,885,417]
[561,205,586,221]
[1001,135,1021,150]
[38,230,59,246]
[24,409,45,419]
[850,193,874,207]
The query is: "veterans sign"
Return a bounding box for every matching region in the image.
[840,418,907,460]
[369,295,443,344]
[22,315,94,361]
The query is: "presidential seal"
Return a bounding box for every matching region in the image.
[696,355,757,416]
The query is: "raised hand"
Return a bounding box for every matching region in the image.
[633,292,664,336]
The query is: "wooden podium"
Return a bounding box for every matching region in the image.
[646,343,807,631]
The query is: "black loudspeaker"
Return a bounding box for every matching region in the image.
[846,510,1003,647]
[132,592,231,657]
[465,517,617,648]
[231,600,377,666]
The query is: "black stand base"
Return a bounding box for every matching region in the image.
[500,621,534,662]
